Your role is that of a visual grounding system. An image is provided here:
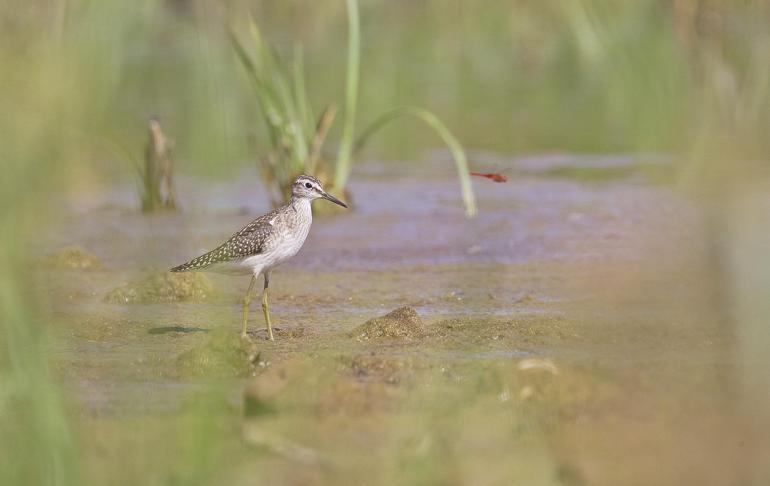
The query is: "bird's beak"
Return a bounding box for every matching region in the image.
[321,191,348,208]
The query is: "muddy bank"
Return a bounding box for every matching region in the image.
[40,158,770,485]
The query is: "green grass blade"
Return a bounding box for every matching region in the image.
[231,19,309,174]
[229,25,279,146]
[354,106,477,217]
[334,0,360,190]
[228,26,258,84]
[293,44,315,141]
[307,104,338,175]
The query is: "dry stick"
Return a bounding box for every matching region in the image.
[307,104,338,176]
[145,118,176,210]
[144,119,164,211]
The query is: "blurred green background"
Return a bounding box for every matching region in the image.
[4,0,769,182]
[2,0,770,485]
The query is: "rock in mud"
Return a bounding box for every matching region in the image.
[45,246,103,270]
[517,358,560,375]
[351,306,424,341]
[244,366,290,416]
[105,271,214,304]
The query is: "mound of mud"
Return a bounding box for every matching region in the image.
[175,328,257,378]
[105,271,214,304]
[351,306,424,341]
[45,246,103,270]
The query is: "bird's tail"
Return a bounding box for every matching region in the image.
[169,262,194,272]
[170,253,214,273]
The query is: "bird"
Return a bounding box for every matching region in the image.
[170,175,347,340]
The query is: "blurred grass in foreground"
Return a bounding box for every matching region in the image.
[0,12,78,483]
[2,1,767,183]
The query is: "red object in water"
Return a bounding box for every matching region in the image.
[469,172,507,183]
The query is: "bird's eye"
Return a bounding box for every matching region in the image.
[305,182,312,188]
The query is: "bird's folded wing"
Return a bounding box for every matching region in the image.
[227,210,279,257]
[170,210,278,272]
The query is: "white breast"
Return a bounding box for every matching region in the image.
[242,199,313,275]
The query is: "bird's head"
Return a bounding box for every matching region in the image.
[291,175,348,208]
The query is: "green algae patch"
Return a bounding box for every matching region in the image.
[427,314,574,347]
[350,306,424,341]
[44,246,103,270]
[174,328,257,378]
[105,272,214,304]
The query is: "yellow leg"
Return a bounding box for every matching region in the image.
[241,275,257,340]
[261,272,274,341]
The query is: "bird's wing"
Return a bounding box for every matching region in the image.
[170,209,279,272]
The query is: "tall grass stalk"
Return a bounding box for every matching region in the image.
[333,0,360,193]
[353,107,477,217]
[333,0,477,216]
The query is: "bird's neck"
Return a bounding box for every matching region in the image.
[288,196,313,218]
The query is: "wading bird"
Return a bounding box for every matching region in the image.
[171,175,347,340]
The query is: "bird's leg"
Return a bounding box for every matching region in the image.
[241,275,257,340]
[261,271,274,341]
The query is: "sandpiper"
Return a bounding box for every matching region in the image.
[171,175,347,340]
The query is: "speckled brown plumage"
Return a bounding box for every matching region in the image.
[170,208,281,272]
[170,175,331,275]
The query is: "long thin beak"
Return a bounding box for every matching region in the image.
[321,191,348,208]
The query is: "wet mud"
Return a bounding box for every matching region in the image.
[39,157,770,485]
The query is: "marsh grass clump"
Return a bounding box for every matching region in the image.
[105,272,214,304]
[229,22,335,207]
[118,117,179,213]
[231,0,477,216]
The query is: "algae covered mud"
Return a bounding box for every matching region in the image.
[41,157,769,485]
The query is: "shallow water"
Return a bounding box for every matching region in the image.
[41,156,770,485]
